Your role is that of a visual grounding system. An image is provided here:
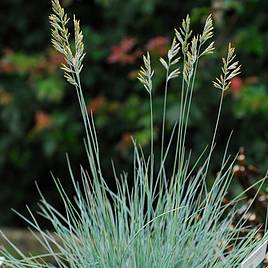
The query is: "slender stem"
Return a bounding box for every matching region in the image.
[73,68,102,179]
[178,79,190,173]
[173,46,201,181]
[180,47,201,169]
[204,90,224,178]
[149,92,154,184]
[172,58,185,180]
[160,67,170,164]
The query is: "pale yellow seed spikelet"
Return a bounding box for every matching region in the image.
[73,15,85,74]
[200,14,214,45]
[199,14,215,57]
[213,43,241,91]
[159,37,181,80]
[175,14,192,56]
[182,35,199,84]
[137,52,154,94]
[49,0,86,87]
[183,51,194,84]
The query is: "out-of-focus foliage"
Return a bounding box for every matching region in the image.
[0,0,268,226]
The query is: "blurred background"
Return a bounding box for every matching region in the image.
[0,0,268,230]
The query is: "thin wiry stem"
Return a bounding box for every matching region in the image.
[172,60,186,180]
[160,67,169,168]
[203,89,224,179]
[149,91,154,192]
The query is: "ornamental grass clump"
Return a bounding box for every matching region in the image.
[1,1,267,267]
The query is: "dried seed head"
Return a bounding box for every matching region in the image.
[213,43,241,91]
[49,0,85,87]
[137,52,154,94]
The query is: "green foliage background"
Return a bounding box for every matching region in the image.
[0,0,268,226]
